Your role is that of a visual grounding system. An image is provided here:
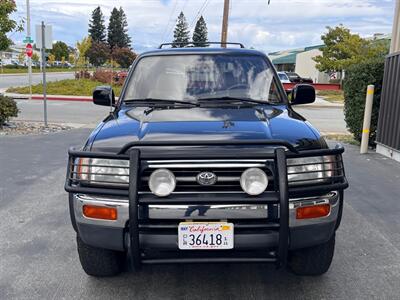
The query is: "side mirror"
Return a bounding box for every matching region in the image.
[93,86,115,107]
[290,84,315,105]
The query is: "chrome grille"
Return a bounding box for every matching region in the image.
[140,159,275,193]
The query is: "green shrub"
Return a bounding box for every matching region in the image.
[0,95,19,127]
[343,58,385,144]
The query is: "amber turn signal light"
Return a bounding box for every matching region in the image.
[83,205,117,220]
[296,204,330,220]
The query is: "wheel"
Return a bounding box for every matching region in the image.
[76,235,125,277]
[288,234,335,276]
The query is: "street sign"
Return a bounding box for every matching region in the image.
[35,24,53,49]
[23,36,34,44]
[26,44,33,57]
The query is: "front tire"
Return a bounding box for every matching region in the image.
[288,234,335,276]
[77,236,125,277]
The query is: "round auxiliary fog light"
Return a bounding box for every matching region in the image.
[240,168,268,196]
[149,169,176,197]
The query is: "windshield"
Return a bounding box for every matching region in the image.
[278,73,289,81]
[124,54,283,104]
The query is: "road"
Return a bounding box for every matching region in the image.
[0,129,399,299]
[0,72,74,90]
[13,99,348,134]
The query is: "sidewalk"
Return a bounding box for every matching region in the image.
[2,91,343,108]
[4,92,92,102]
[0,71,75,77]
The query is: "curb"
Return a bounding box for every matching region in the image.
[302,104,344,109]
[0,72,75,77]
[6,93,344,108]
[6,93,92,102]
[31,95,92,102]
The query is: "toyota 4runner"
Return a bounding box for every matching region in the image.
[65,42,348,277]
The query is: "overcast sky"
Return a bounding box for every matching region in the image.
[10,0,396,53]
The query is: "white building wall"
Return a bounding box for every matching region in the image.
[295,49,330,83]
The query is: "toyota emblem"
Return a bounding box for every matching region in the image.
[196,171,218,186]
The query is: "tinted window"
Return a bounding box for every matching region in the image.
[278,73,288,80]
[124,55,283,104]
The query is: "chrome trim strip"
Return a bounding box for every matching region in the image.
[147,204,269,220]
[73,192,339,228]
[142,176,242,182]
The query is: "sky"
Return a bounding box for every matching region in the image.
[9,0,396,54]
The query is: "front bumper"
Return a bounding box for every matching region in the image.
[65,141,348,267]
[72,191,340,252]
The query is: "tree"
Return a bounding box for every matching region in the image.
[172,12,190,48]
[0,0,23,51]
[18,51,25,64]
[112,47,136,68]
[87,42,110,67]
[68,53,76,65]
[119,7,131,48]
[108,7,131,49]
[48,53,55,65]
[51,41,69,61]
[313,25,388,74]
[88,6,106,43]
[31,53,39,63]
[76,36,92,68]
[192,16,208,47]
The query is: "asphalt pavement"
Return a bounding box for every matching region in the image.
[0,72,74,89]
[0,129,399,299]
[12,99,348,134]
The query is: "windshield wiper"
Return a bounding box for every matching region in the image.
[124,98,198,115]
[197,96,270,105]
[124,98,198,107]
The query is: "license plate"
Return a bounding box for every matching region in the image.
[178,222,234,250]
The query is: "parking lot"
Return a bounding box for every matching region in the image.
[1,107,400,298]
[11,99,348,134]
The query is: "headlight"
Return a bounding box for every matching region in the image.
[240,168,268,196]
[149,169,176,197]
[287,156,334,185]
[77,158,129,184]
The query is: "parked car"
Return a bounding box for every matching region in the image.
[114,70,128,83]
[277,71,291,83]
[65,43,348,278]
[285,72,313,84]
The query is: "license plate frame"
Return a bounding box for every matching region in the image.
[178,222,234,250]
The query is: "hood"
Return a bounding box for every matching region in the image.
[90,106,322,151]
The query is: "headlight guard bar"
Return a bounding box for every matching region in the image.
[65,140,348,269]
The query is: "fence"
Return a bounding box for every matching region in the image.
[376,52,400,151]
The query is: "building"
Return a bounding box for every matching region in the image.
[268,45,332,83]
[376,1,400,161]
[268,33,391,84]
[0,43,40,66]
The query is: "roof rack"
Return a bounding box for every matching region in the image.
[158,42,245,49]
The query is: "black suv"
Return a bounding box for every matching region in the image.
[65,43,348,277]
[285,72,314,84]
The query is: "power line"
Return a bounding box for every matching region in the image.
[161,0,178,42]
[164,0,190,42]
[189,0,210,31]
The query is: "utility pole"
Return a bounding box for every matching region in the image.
[221,0,230,47]
[390,0,400,53]
[26,0,32,100]
[40,22,48,127]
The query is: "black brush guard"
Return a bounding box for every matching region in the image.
[65,140,348,269]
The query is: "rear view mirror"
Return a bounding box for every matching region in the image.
[290,84,315,105]
[93,86,115,107]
